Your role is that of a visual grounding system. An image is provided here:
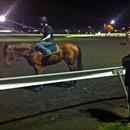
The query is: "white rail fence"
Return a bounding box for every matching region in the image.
[1,66,130,116]
[0,66,125,90]
[0,33,127,38]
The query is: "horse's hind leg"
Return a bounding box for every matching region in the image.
[66,63,77,86]
[67,63,76,71]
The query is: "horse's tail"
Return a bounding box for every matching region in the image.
[77,46,83,70]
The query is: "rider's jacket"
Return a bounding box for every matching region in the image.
[41,25,54,42]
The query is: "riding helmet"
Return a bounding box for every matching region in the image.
[40,16,48,23]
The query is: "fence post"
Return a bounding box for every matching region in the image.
[117,70,130,119]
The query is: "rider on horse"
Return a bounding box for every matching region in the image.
[37,16,55,55]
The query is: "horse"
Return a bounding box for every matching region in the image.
[3,42,83,86]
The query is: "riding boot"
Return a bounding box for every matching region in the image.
[46,50,52,55]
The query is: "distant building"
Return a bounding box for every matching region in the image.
[104,24,114,33]
[86,26,95,34]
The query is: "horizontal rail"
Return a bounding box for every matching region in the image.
[0,33,127,37]
[0,66,125,90]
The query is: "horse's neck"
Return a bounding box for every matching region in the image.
[13,43,35,56]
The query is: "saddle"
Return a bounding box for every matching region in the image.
[26,44,59,57]
[37,44,59,56]
[45,44,59,55]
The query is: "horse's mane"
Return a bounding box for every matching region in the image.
[7,43,35,51]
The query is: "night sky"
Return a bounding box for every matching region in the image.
[0,0,130,31]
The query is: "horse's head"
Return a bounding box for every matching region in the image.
[3,43,36,67]
[3,44,15,66]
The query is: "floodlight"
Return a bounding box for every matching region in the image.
[110,20,115,25]
[0,15,6,22]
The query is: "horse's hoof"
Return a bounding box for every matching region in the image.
[34,87,42,92]
[25,85,43,93]
[70,81,77,86]
[67,86,74,90]
[35,85,44,92]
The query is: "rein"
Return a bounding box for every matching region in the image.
[25,45,37,56]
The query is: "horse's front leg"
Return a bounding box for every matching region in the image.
[34,64,44,74]
[32,64,45,92]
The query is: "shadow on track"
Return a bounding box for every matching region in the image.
[85,108,124,122]
[0,96,126,125]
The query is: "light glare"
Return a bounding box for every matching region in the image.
[110,20,115,25]
[0,16,6,22]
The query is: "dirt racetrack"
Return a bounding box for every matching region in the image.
[0,38,130,130]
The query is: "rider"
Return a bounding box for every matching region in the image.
[37,16,54,55]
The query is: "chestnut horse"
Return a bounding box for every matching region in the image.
[3,42,82,76]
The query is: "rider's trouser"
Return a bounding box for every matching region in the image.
[37,41,53,54]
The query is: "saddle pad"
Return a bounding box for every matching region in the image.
[45,44,59,53]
